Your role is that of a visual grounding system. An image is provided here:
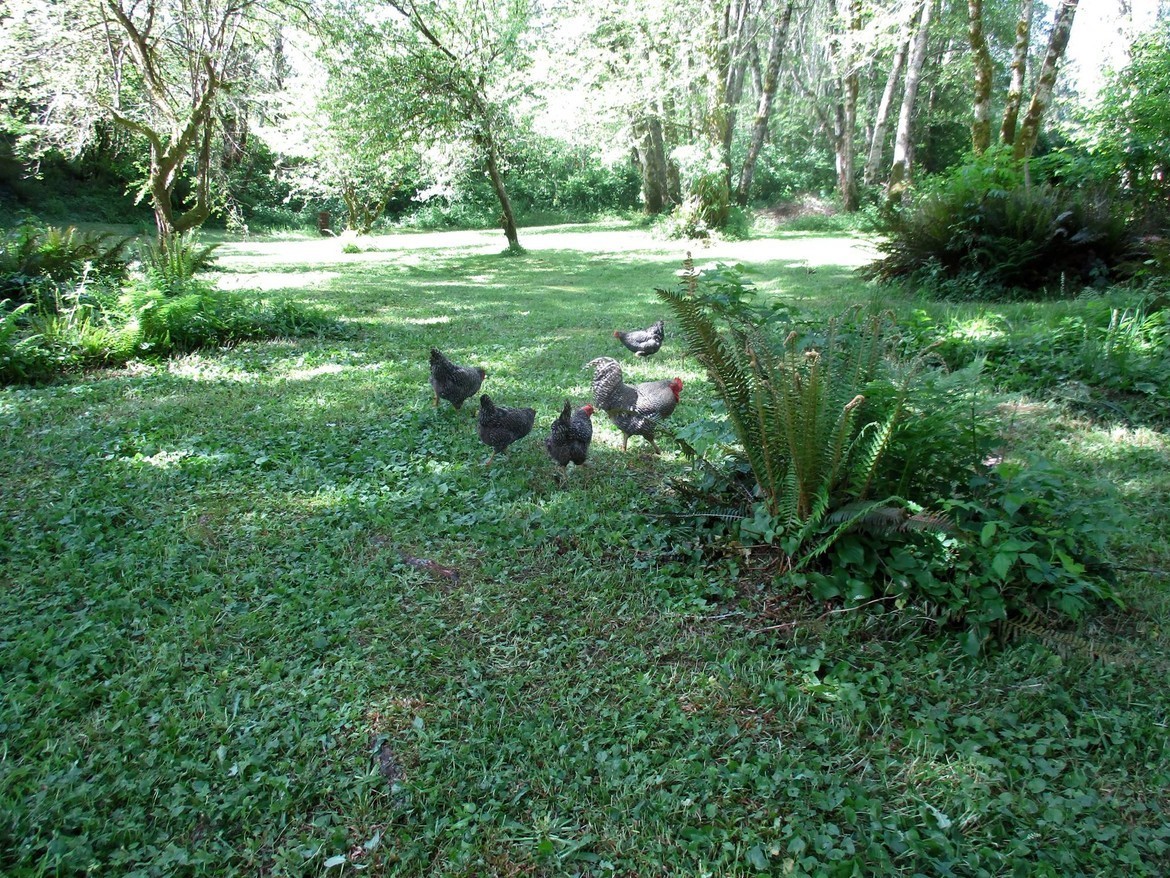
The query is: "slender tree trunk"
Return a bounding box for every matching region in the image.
[863,19,911,186]
[736,1,795,206]
[1013,0,1080,160]
[968,0,994,155]
[837,72,860,211]
[827,0,862,211]
[887,0,934,202]
[635,114,672,215]
[708,0,751,210]
[482,129,520,249]
[999,0,1033,146]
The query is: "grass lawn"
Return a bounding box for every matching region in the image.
[1,223,1167,876]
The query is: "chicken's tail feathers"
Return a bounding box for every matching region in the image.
[586,356,620,373]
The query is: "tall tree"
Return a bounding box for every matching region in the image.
[863,13,911,187]
[967,0,995,154]
[886,0,934,201]
[736,0,795,205]
[326,0,531,249]
[1012,0,1080,159]
[998,0,1033,146]
[1,0,291,249]
[827,0,864,211]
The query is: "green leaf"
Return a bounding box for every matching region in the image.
[991,552,1015,580]
[746,845,769,871]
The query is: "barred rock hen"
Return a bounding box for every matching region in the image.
[545,401,594,472]
[429,348,486,410]
[614,319,665,357]
[477,394,536,467]
[587,357,683,453]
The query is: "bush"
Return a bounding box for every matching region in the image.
[137,232,221,296]
[0,300,54,383]
[660,262,1127,649]
[0,231,338,385]
[900,293,1170,427]
[124,281,335,355]
[863,152,1131,298]
[0,223,133,305]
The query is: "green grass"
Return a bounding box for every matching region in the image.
[1,223,1167,876]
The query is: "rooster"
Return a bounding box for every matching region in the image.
[429,348,486,410]
[545,400,594,473]
[587,357,683,453]
[614,319,665,357]
[477,394,536,467]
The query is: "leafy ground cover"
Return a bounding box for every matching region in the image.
[1,224,1167,876]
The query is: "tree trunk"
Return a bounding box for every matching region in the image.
[635,113,672,215]
[148,113,216,253]
[707,0,751,206]
[967,0,994,155]
[886,0,934,203]
[837,72,860,211]
[736,1,794,206]
[999,0,1033,146]
[1013,0,1080,160]
[827,0,862,211]
[482,130,520,250]
[863,20,910,187]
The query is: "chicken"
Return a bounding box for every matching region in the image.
[587,357,683,453]
[614,319,665,357]
[429,347,486,410]
[545,400,594,472]
[477,394,536,466]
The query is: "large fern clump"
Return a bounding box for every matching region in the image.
[657,260,1124,651]
[657,263,932,566]
[863,154,1130,299]
[0,223,134,306]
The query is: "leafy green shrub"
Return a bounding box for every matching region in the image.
[0,300,55,382]
[661,263,1125,647]
[125,283,335,354]
[659,265,920,556]
[905,296,1170,426]
[137,232,221,296]
[1077,23,1170,217]
[797,456,1128,654]
[663,146,732,238]
[939,458,1126,649]
[0,223,133,305]
[27,287,140,368]
[864,153,1130,298]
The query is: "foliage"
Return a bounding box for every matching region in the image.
[658,264,918,557]
[0,223,132,305]
[665,145,732,238]
[2,0,297,246]
[660,259,1130,644]
[123,284,334,354]
[137,232,222,297]
[864,151,1132,298]
[1078,22,1170,218]
[0,299,53,382]
[0,230,335,384]
[904,295,1170,428]
[941,457,1126,640]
